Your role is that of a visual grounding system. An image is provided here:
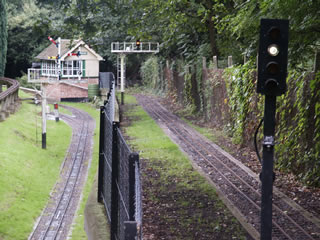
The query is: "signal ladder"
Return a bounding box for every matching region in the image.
[117,55,126,88]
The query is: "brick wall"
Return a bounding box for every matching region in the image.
[46,77,99,101]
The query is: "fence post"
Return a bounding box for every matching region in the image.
[124,221,137,240]
[202,57,208,121]
[314,51,320,73]
[228,56,233,67]
[111,122,119,240]
[98,106,105,203]
[129,153,138,221]
[202,57,207,70]
[213,56,218,69]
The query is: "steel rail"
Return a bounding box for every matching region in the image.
[43,120,89,240]
[140,97,318,240]
[144,102,291,239]
[54,121,89,239]
[154,106,315,240]
[29,109,90,240]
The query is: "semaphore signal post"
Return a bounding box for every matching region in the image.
[111,41,160,104]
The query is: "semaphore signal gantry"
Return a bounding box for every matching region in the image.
[111,41,160,105]
[111,41,159,53]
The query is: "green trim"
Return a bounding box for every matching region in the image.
[82,60,86,77]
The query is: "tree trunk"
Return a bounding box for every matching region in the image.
[205,0,219,57]
[0,0,7,77]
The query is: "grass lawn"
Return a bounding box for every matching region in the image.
[122,93,248,239]
[0,91,72,240]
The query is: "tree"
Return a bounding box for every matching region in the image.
[5,0,59,78]
[217,0,320,68]
[0,0,7,77]
[127,0,225,61]
[61,0,233,63]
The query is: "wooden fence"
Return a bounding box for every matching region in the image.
[0,77,20,121]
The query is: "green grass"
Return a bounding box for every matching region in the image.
[181,118,236,155]
[56,104,73,115]
[61,102,102,240]
[0,90,103,239]
[0,92,72,240]
[122,94,247,239]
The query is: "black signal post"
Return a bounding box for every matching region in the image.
[257,19,289,240]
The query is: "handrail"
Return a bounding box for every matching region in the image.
[0,77,20,121]
[0,77,20,100]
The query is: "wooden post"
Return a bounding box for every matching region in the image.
[314,51,320,73]
[202,57,208,121]
[228,56,233,67]
[213,56,218,70]
[202,57,207,69]
[0,99,5,121]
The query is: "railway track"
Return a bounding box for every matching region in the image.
[137,95,320,240]
[29,106,94,240]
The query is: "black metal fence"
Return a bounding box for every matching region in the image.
[98,77,142,240]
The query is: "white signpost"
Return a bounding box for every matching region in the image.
[40,37,61,149]
[111,41,159,104]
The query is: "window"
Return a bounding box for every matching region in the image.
[41,60,83,77]
[41,61,58,76]
[62,60,82,77]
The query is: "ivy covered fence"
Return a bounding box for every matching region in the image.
[140,55,320,187]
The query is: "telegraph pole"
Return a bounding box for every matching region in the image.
[257,19,289,240]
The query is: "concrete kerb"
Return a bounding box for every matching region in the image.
[84,174,110,240]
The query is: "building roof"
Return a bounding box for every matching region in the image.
[35,38,103,61]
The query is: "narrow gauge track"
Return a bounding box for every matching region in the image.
[29,106,94,240]
[136,95,320,240]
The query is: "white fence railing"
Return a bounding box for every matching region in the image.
[28,68,58,83]
[111,42,159,53]
[0,77,20,121]
[28,68,90,84]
